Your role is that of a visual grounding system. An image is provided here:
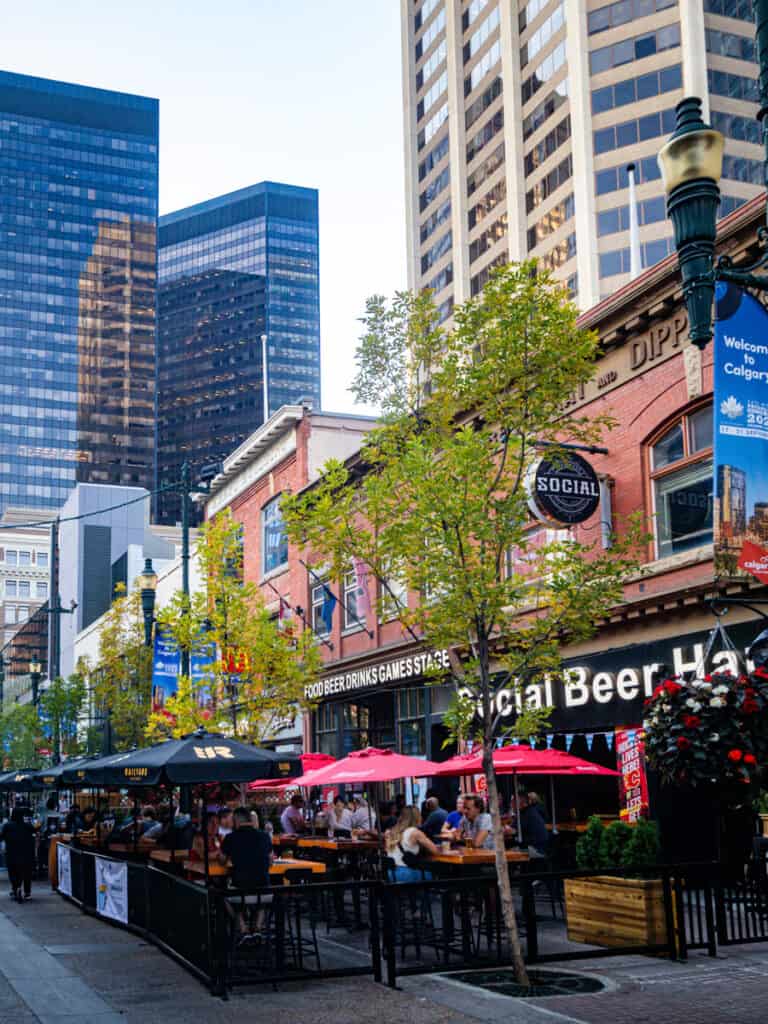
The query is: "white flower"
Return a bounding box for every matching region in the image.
[713,685,729,696]
[686,698,697,708]
[693,680,713,691]
[661,703,671,713]
[710,733,720,743]
[709,697,725,708]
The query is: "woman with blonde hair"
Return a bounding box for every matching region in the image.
[384,805,439,882]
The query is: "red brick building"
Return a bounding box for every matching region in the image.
[206,199,768,789]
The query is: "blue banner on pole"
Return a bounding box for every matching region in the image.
[152,629,216,710]
[714,282,768,584]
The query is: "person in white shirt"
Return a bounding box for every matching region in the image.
[327,796,353,836]
[217,808,233,838]
[349,794,377,835]
[280,794,307,835]
[384,806,438,882]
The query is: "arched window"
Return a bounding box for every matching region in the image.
[649,403,713,559]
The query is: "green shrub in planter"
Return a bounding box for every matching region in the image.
[575,816,660,875]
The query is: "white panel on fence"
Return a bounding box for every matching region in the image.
[95,856,128,924]
[57,844,72,897]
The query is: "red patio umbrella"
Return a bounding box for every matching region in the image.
[246,752,335,791]
[433,746,588,776]
[290,747,442,786]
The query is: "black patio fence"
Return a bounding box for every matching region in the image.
[56,847,768,996]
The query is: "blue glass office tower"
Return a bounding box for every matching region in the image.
[0,71,159,514]
[157,182,320,524]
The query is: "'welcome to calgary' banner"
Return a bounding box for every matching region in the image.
[714,282,768,583]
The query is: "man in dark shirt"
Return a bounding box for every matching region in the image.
[2,807,35,902]
[421,796,448,839]
[219,807,272,939]
[219,807,272,890]
[519,793,549,856]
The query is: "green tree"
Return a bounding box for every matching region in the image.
[89,584,153,750]
[0,704,43,769]
[39,670,87,761]
[147,510,321,744]
[283,263,645,984]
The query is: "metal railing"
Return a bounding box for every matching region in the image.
[55,849,768,996]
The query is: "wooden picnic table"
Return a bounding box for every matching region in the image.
[296,837,381,852]
[425,848,530,866]
[183,857,327,880]
[148,849,191,865]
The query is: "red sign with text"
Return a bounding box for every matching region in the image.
[615,727,649,823]
[738,540,768,585]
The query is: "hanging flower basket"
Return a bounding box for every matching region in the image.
[644,667,768,793]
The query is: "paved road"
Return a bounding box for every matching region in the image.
[3,879,768,1023]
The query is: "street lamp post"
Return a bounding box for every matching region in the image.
[29,659,42,708]
[659,1,768,347]
[138,558,158,649]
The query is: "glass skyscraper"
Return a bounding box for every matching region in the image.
[0,71,158,514]
[156,182,320,524]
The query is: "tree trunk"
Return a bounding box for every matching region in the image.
[482,743,530,986]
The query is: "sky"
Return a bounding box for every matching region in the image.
[4,0,406,415]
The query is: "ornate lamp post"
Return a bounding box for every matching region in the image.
[137,558,158,649]
[29,659,42,707]
[658,1,768,348]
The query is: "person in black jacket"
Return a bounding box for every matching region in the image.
[519,792,550,858]
[2,806,36,902]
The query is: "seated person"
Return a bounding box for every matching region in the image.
[349,794,377,836]
[519,792,549,857]
[326,796,353,837]
[458,794,494,850]
[384,806,438,882]
[421,796,448,839]
[191,815,221,861]
[279,794,306,835]
[217,808,234,839]
[139,807,163,840]
[220,807,273,938]
[441,795,464,835]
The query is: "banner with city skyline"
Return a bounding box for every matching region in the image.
[714,282,768,584]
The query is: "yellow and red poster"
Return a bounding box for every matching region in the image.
[615,727,649,822]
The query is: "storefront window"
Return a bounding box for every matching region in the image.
[262,497,288,575]
[650,404,713,559]
[397,688,426,756]
[342,703,371,753]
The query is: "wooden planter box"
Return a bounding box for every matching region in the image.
[759,814,768,838]
[564,875,668,947]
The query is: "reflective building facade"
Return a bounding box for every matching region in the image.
[157,182,320,524]
[0,71,158,514]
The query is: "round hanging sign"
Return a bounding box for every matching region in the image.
[526,452,600,526]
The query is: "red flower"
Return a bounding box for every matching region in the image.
[743,701,760,715]
[682,714,701,729]
[744,688,756,699]
[663,681,683,697]
[704,674,712,682]
[754,667,768,680]
[728,749,743,763]
[744,753,757,766]
[676,736,692,750]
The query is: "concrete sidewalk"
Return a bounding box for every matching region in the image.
[3,878,768,1023]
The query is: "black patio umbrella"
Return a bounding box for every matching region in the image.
[59,755,112,788]
[78,730,301,787]
[34,756,94,788]
[0,769,42,792]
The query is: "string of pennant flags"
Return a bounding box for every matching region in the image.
[494,731,616,753]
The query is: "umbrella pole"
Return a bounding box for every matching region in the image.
[169,786,175,867]
[133,793,139,855]
[514,770,522,844]
[549,776,557,835]
[202,798,210,886]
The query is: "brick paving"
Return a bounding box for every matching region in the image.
[3,879,768,1023]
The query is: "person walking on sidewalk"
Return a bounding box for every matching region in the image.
[2,806,36,902]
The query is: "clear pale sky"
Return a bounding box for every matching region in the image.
[4,1,406,415]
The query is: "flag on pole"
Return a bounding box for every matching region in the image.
[320,586,337,633]
[352,557,372,617]
[278,594,293,630]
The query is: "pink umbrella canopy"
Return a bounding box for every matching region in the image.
[290,747,442,785]
[433,745,618,776]
[247,752,336,791]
